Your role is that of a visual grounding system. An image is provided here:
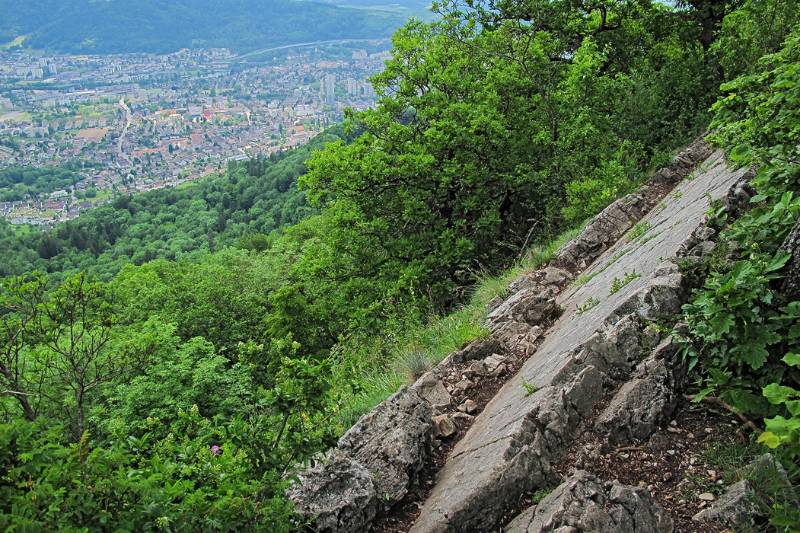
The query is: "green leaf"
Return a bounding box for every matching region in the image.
[763,383,799,405]
[708,313,734,336]
[782,353,800,367]
[692,386,715,402]
[729,144,752,163]
[740,343,770,370]
[764,251,791,273]
[757,430,781,449]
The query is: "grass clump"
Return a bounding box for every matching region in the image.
[575,296,600,316]
[531,488,552,504]
[521,379,538,396]
[626,221,651,241]
[403,349,431,382]
[609,270,641,295]
[573,271,597,287]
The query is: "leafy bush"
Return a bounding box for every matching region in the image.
[679,22,800,528]
[0,415,295,532]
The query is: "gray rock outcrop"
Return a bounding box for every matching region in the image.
[287,452,378,532]
[506,471,673,533]
[692,453,799,530]
[779,216,800,300]
[288,386,432,532]
[692,480,760,530]
[595,336,687,443]
[409,149,750,533]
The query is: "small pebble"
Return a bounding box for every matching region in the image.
[698,492,715,502]
[458,399,478,414]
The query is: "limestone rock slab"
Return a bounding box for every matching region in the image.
[409,150,750,533]
[595,336,687,443]
[506,471,673,533]
[290,386,432,531]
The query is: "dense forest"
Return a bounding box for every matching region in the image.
[0,130,346,279]
[0,165,93,202]
[1,0,799,531]
[0,0,408,54]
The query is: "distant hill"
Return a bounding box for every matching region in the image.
[0,0,421,54]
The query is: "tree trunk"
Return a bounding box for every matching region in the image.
[17,394,35,422]
[779,217,800,300]
[0,365,36,421]
[75,388,85,441]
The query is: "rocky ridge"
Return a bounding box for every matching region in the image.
[288,140,759,532]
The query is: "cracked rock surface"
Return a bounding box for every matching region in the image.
[505,470,674,533]
[595,336,687,444]
[288,387,431,532]
[408,149,750,533]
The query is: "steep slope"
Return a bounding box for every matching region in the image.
[408,147,749,532]
[288,140,756,532]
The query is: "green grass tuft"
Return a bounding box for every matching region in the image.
[609,270,641,295]
[332,226,582,428]
[521,379,538,396]
[575,296,600,316]
[626,221,651,241]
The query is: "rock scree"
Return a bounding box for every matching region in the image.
[288,141,754,533]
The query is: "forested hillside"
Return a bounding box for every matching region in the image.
[1,0,799,531]
[0,130,346,279]
[0,0,408,54]
[0,164,97,202]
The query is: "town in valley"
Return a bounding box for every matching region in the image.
[0,42,390,225]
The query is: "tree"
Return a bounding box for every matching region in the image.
[0,273,47,421]
[38,273,116,439]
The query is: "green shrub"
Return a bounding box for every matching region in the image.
[680,23,800,529]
